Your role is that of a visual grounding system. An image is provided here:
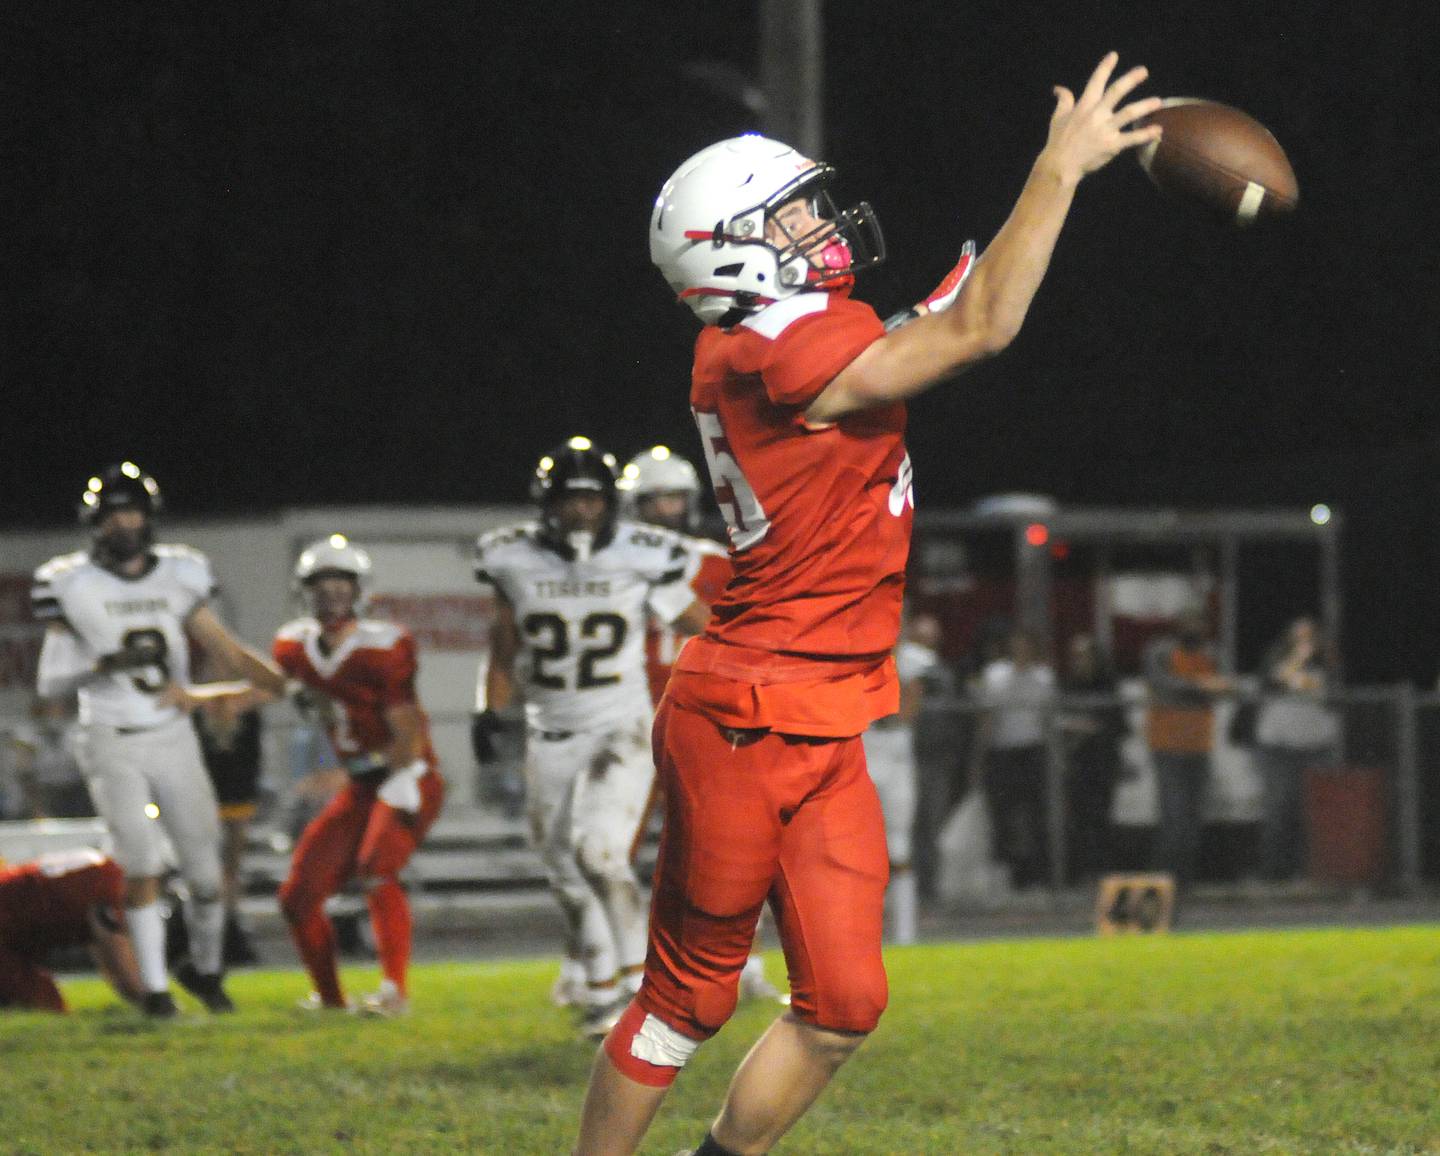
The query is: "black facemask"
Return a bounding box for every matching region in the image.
[93,521,153,567]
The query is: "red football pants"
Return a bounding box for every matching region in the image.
[278,770,443,1002]
[639,697,889,1038]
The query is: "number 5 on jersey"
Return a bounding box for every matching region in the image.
[694,409,770,551]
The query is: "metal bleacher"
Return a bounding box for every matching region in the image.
[0,807,552,899]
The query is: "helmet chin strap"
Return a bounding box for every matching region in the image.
[566,530,595,563]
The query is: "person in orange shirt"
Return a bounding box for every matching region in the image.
[1143,609,1233,889]
[576,52,1165,1156]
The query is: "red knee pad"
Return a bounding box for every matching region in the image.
[787,969,888,1035]
[603,999,707,1088]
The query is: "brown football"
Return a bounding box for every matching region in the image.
[1136,99,1298,226]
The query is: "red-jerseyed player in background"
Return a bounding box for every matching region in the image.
[271,535,445,1016]
[0,848,145,1013]
[575,53,1165,1156]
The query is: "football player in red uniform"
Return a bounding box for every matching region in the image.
[576,53,1163,1156]
[270,536,445,1016]
[0,849,145,1013]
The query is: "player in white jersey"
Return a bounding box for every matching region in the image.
[860,613,943,946]
[474,437,708,1037]
[31,463,287,1017]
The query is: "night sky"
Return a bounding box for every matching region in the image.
[5,3,1439,680]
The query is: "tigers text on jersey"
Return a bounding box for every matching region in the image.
[646,538,729,705]
[32,545,216,729]
[273,618,434,766]
[476,520,698,733]
[0,849,124,955]
[688,288,910,665]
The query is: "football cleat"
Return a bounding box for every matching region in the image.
[141,990,180,1019]
[174,961,236,1013]
[358,982,409,1019]
[738,956,785,1004]
[296,991,354,1013]
[579,993,628,1040]
[551,962,589,1009]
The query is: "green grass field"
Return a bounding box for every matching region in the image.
[4,926,1439,1154]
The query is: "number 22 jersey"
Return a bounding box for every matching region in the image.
[475,520,698,733]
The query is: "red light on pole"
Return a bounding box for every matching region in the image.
[1024,522,1049,547]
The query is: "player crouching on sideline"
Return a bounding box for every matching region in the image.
[575,53,1164,1156]
[474,438,710,1039]
[0,849,146,1013]
[619,445,783,1003]
[247,535,445,1017]
[33,463,289,1018]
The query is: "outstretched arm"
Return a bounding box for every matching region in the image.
[186,604,288,697]
[806,53,1163,423]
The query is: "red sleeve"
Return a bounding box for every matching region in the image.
[691,554,732,604]
[272,637,301,675]
[758,296,884,409]
[375,633,420,708]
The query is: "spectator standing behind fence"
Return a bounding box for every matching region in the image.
[1254,617,1339,882]
[971,629,1057,890]
[908,615,963,901]
[1143,611,1232,890]
[1058,634,1126,883]
[9,696,93,819]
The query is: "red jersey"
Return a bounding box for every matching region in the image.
[273,618,436,768]
[674,289,908,736]
[0,849,124,956]
[646,542,730,704]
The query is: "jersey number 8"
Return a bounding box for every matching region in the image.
[121,628,171,693]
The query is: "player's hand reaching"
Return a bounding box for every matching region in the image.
[1041,52,1164,183]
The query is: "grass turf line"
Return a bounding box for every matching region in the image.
[1,926,1437,1153]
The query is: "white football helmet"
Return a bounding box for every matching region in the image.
[650,134,885,324]
[294,534,373,594]
[619,445,702,530]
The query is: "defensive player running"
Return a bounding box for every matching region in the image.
[32,463,287,1017]
[474,438,708,1038]
[575,53,1164,1156]
[269,535,445,1016]
[619,445,783,1003]
[0,849,145,1013]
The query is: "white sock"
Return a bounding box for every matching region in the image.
[127,902,170,992]
[889,870,918,946]
[579,896,617,989]
[186,897,226,975]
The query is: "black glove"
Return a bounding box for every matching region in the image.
[472,709,521,765]
[98,634,166,674]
